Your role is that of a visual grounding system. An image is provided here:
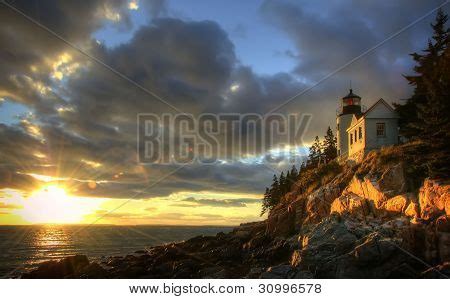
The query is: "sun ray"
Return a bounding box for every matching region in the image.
[17,185,101,224]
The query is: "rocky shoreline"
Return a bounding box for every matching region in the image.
[21,146,450,279]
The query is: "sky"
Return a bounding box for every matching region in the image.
[0,0,448,225]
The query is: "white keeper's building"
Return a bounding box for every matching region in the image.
[336,89,399,162]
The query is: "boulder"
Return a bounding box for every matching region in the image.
[421,262,450,278]
[292,270,314,279]
[261,264,294,279]
[292,197,307,230]
[290,250,301,268]
[79,262,109,278]
[346,176,387,209]
[298,215,358,271]
[419,179,450,220]
[266,204,296,237]
[378,163,406,196]
[198,266,225,278]
[330,193,369,219]
[232,230,252,241]
[384,194,410,214]
[405,201,420,218]
[437,232,450,263]
[435,216,450,232]
[446,199,450,217]
[353,233,397,266]
[303,184,340,224]
[284,234,302,250]
[242,233,268,250]
[22,255,90,279]
[260,271,283,279]
[245,267,263,278]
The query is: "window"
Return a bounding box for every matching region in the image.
[359,126,363,139]
[376,123,386,137]
[350,133,353,145]
[337,123,339,130]
[354,129,357,141]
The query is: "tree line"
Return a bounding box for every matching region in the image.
[394,8,450,178]
[261,126,337,215]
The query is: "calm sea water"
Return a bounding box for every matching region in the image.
[0,225,232,277]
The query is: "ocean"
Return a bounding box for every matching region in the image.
[0,225,232,278]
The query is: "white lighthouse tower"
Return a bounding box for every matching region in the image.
[336,89,362,159]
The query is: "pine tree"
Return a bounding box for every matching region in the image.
[308,136,322,166]
[396,9,450,177]
[395,8,450,139]
[299,161,306,173]
[279,171,286,194]
[420,43,450,177]
[290,164,298,180]
[322,126,337,163]
[261,187,271,216]
[267,174,280,210]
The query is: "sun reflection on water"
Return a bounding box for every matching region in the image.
[30,225,76,261]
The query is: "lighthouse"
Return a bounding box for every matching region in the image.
[336,89,362,159]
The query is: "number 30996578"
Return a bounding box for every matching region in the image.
[258,283,321,294]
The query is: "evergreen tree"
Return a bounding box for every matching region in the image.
[299,161,306,173]
[279,171,286,194]
[395,9,450,177]
[395,9,450,139]
[261,187,271,216]
[287,170,292,193]
[290,164,298,180]
[308,136,322,166]
[264,174,280,212]
[322,126,337,163]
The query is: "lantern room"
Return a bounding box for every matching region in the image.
[340,89,362,115]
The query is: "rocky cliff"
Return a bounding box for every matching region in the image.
[22,143,450,279]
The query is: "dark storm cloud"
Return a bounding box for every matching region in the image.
[1,1,282,199]
[68,163,273,199]
[0,1,446,200]
[145,0,168,19]
[0,0,132,108]
[259,0,450,136]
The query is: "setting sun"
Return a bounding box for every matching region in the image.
[18,185,98,224]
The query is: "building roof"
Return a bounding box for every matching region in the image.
[346,98,398,132]
[342,89,361,99]
[362,98,396,116]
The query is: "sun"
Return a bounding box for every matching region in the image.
[18,185,97,224]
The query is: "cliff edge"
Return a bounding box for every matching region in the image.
[23,143,450,278]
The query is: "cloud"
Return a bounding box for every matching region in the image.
[146,0,168,18]
[178,196,260,207]
[0,202,23,209]
[0,0,447,205]
[258,0,449,138]
[182,197,245,207]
